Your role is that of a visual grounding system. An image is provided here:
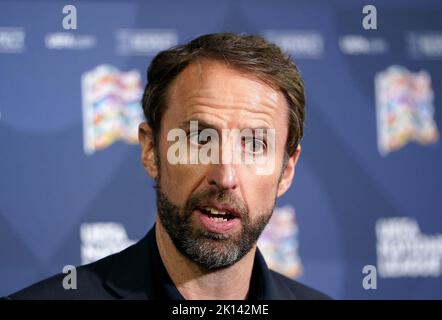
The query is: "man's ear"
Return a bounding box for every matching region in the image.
[277,144,301,197]
[139,122,158,179]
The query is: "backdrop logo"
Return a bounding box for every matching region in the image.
[262,30,324,59]
[115,29,178,56]
[0,27,25,53]
[376,217,442,278]
[407,31,442,59]
[45,32,95,50]
[339,35,388,55]
[375,65,439,155]
[257,205,302,279]
[80,222,135,265]
[81,65,144,155]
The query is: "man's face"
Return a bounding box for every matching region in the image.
[140,59,300,270]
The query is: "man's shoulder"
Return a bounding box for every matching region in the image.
[7,235,144,300]
[6,229,154,300]
[269,270,332,300]
[7,253,119,300]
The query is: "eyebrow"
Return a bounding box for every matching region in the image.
[178,119,213,131]
[178,119,272,133]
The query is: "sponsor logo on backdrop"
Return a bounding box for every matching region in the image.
[45,32,96,50]
[339,35,388,55]
[257,205,302,279]
[262,30,324,59]
[376,217,442,278]
[374,65,439,155]
[81,64,144,155]
[407,31,442,59]
[80,222,135,265]
[0,27,25,53]
[116,29,178,56]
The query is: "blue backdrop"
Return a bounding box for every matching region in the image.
[1,0,441,299]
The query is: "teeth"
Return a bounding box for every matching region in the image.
[209,208,227,215]
[210,216,228,222]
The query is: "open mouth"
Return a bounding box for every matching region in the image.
[195,205,241,233]
[198,207,237,222]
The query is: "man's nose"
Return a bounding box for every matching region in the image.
[206,132,240,190]
[206,163,238,190]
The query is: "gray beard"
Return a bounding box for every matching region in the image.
[155,185,275,270]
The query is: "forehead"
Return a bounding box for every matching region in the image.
[164,59,288,129]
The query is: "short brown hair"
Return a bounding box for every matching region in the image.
[142,32,305,157]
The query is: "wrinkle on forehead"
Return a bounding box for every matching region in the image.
[167,59,288,130]
[183,105,274,130]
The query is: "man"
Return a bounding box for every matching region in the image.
[8,33,329,300]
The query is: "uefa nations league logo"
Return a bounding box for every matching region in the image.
[257,206,303,279]
[375,65,439,155]
[81,64,144,155]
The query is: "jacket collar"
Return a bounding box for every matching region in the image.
[103,228,154,299]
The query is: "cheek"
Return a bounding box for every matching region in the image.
[161,162,205,203]
[241,171,279,214]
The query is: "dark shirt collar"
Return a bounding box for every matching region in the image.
[105,225,281,300]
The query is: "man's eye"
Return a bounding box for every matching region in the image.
[189,131,211,145]
[243,138,266,154]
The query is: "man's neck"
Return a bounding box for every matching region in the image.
[155,217,256,300]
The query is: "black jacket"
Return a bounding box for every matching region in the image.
[7,226,330,300]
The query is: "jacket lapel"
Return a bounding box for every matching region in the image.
[103,228,156,299]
